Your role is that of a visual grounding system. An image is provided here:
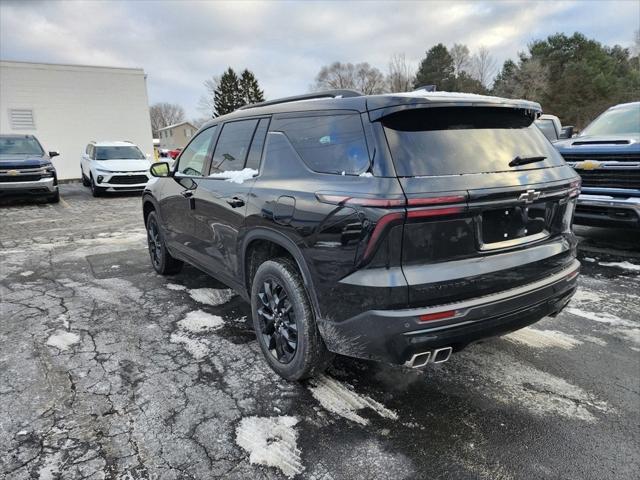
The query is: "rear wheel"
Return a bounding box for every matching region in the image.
[251,258,332,380]
[146,211,183,275]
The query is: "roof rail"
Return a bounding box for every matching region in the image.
[238,89,363,110]
[413,85,437,92]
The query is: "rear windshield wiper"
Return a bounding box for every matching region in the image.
[509,155,547,167]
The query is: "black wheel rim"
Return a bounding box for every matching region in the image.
[257,278,298,363]
[147,219,162,269]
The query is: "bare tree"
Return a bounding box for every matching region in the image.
[149,103,185,138]
[387,53,414,92]
[314,61,386,94]
[450,43,471,76]
[198,75,220,118]
[471,46,498,88]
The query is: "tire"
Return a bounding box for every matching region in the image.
[81,168,90,187]
[146,211,183,275]
[251,257,333,380]
[90,175,104,197]
[47,189,60,203]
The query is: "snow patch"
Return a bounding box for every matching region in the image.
[20,270,34,277]
[235,416,304,478]
[570,287,604,305]
[566,307,636,328]
[177,310,224,333]
[307,374,398,425]
[359,171,373,177]
[208,168,258,184]
[599,260,640,272]
[46,330,80,351]
[504,327,582,350]
[169,332,210,360]
[166,283,187,291]
[188,287,235,306]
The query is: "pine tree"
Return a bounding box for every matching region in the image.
[213,67,243,117]
[414,43,456,91]
[239,69,265,105]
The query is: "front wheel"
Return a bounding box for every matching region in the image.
[146,211,183,275]
[90,176,104,197]
[251,258,332,380]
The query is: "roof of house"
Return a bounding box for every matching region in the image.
[157,121,197,132]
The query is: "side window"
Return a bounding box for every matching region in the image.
[176,126,217,176]
[245,118,270,171]
[272,113,369,175]
[210,120,259,174]
[89,146,95,159]
[85,144,90,154]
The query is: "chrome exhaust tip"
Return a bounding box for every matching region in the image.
[432,346,453,364]
[404,351,431,368]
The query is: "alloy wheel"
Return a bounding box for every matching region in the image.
[257,279,298,363]
[147,219,163,269]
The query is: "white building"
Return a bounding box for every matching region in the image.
[0,60,154,180]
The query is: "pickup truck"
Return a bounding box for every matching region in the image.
[535,114,574,142]
[554,102,640,228]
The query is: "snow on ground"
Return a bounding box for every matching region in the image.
[307,374,398,425]
[169,332,210,360]
[166,283,187,291]
[235,416,304,478]
[565,308,636,328]
[464,350,609,422]
[188,288,235,306]
[208,168,258,184]
[599,261,640,272]
[46,331,80,351]
[20,271,34,277]
[177,310,224,333]
[504,327,583,350]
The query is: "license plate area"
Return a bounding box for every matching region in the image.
[480,202,550,249]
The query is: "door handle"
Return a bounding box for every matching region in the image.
[226,197,245,208]
[181,190,194,198]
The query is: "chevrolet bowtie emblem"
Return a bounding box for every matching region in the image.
[577,160,601,170]
[7,170,19,176]
[519,189,541,204]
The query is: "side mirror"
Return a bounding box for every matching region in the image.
[150,162,171,177]
[559,126,574,139]
[49,151,60,158]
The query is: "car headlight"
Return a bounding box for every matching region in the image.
[40,165,56,177]
[96,168,113,173]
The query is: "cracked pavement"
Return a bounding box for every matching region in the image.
[1,184,639,479]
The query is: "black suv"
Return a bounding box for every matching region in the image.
[142,90,581,380]
[0,134,60,203]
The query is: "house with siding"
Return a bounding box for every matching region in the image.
[157,121,197,150]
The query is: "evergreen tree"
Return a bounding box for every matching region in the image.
[414,43,456,90]
[239,69,265,105]
[213,68,243,117]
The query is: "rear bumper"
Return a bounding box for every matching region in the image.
[320,259,580,364]
[0,177,57,195]
[574,192,640,228]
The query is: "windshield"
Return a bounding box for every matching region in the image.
[96,146,145,160]
[0,137,44,155]
[581,104,640,136]
[382,107,564,177]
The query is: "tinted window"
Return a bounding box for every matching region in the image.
[96,146,145,160]
[581,103,640,136]
[0,137,43,155]
[382,107,564,177]
[210,120,258,174]
[246,118,270,170]
[273,113,369,175]
[177,126,217,176]
[535,119,558,141]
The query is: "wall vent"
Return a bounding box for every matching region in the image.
[9,109,35,129]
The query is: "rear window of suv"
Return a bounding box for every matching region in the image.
[273,113,369,175]
[382,107,564,177]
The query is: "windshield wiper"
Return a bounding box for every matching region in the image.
[509,155,547,167]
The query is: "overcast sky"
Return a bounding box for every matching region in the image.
[1,0,638,119]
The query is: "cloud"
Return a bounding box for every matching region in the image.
[1,0,638,118]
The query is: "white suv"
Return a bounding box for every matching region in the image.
[80,141,152,196]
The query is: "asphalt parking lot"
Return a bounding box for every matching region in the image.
[1,183,639,480]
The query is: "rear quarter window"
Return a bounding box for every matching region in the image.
[272,113,370,175]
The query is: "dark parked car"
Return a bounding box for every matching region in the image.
[554,102,640,228]
[0,134,60,203]
[142,90,581,380]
